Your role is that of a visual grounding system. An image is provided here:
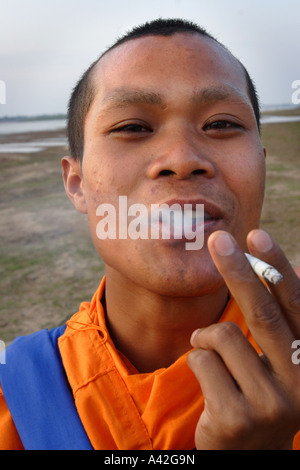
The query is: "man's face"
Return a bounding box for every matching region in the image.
[74,33,266,296]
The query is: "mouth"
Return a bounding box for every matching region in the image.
[158,198,222,220]
[148,198,224,241]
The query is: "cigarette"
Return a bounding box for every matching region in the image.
[245,253,283,285]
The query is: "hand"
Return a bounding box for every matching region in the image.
[187,229,300,450]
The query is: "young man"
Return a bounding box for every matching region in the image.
[1,18,300,450]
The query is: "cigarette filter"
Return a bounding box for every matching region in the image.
[245,253,283,285]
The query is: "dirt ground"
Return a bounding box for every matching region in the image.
[0,129,104,342]
[260,120,300,266]
[0,117,299,343]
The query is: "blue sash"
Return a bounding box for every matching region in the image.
[0,326,93,450]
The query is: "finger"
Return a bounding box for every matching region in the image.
[207,230,295,374]
[187,347,240,409]
[190,322,274,402]
[294,267,300,278]
[247,229,300,337]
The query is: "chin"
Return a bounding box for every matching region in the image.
[99,237,227,297]
[139,251,226,297]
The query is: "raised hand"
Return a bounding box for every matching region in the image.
[188,229,300,450]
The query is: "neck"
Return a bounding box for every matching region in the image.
[104,269,229,373]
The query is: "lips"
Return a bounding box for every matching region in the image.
[148,197,224,241]
[156,198,224,222]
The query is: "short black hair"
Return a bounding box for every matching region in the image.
[105,18,216,51]
[67,18,260,161]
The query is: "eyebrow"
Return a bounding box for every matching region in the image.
[192,86,248,105]
[99,85,250,110]
[100,89,163,109]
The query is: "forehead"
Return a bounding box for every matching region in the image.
[91,33,249,107]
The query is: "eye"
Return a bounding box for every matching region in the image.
[204,120,242,131]
[111,123,152,134]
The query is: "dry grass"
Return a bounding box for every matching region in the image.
[0,132,104,342]
[260,121,300,266]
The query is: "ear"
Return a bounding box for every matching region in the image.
[61,156,87,214]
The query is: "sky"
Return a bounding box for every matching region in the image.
[0,0,300,117]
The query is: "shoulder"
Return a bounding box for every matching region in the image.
[0,326,67,450]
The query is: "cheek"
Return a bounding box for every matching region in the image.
[83,158,118,208]
[224,147,266,241]
[83,147,142,201]
[223,143,266,203]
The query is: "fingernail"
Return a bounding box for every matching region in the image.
[190,328,201,346]
[213,233,235,256]
[251,230,273,253]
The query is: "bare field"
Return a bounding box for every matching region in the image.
[0,130,104,342]
[260,121,300,267]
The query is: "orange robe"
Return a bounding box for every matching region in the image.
[0,277,299,450]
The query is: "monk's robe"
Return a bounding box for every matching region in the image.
[1,277,299,450]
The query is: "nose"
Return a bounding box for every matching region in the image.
[147,130,216,180]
